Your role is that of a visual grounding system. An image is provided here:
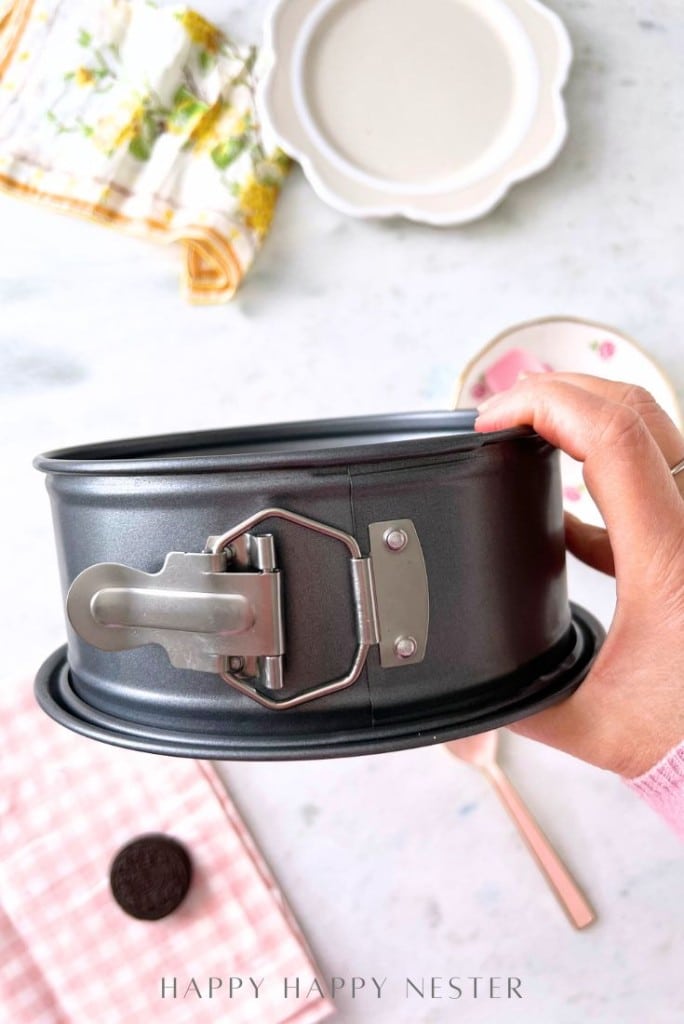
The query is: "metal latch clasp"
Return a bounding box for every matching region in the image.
[66,507,429,710]
[206,507,381,709]
[67,542,284,678]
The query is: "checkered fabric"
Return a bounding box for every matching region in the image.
[0,683,333,1024]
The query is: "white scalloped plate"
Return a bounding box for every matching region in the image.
[452,316,683,526]
[258,0,571,223]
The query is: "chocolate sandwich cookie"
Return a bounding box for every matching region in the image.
[109,833,192,920]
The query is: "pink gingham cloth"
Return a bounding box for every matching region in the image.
[0,683,334,1024]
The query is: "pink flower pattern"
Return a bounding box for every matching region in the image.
[470,376,491,401]
[590,338,616,360]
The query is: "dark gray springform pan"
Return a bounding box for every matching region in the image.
[34,410,603,759]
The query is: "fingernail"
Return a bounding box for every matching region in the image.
[475,391,501,411]
[476,392,507,413]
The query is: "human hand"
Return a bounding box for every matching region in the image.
[474,373,684,778]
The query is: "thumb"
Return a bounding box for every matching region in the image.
[564,512,615,577]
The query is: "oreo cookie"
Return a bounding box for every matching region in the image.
[109,833,192,920]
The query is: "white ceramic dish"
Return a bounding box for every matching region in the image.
[452,316,683,526]
[258,0,572,224]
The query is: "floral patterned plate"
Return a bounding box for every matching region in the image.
[452,316,683,526]
[258,0,571,223]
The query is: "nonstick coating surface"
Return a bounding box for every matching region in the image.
[35,604,603,760]
[34,410,531,473]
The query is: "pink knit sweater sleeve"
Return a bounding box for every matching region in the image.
[624,740,684,840]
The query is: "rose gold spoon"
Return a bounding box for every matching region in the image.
[446,731,596,929]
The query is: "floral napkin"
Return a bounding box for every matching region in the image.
[0,0,288,301]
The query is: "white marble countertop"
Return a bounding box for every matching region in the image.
[1,0,682,1021]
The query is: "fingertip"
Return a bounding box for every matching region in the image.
[474,404,514,432]
[473,412,505,433]
[474,395,497,413]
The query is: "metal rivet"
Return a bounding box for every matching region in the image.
[384,528,408,552]
[394,635,417,659]
[228,656,244,672]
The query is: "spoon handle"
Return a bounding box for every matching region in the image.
[483,762,596,929]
